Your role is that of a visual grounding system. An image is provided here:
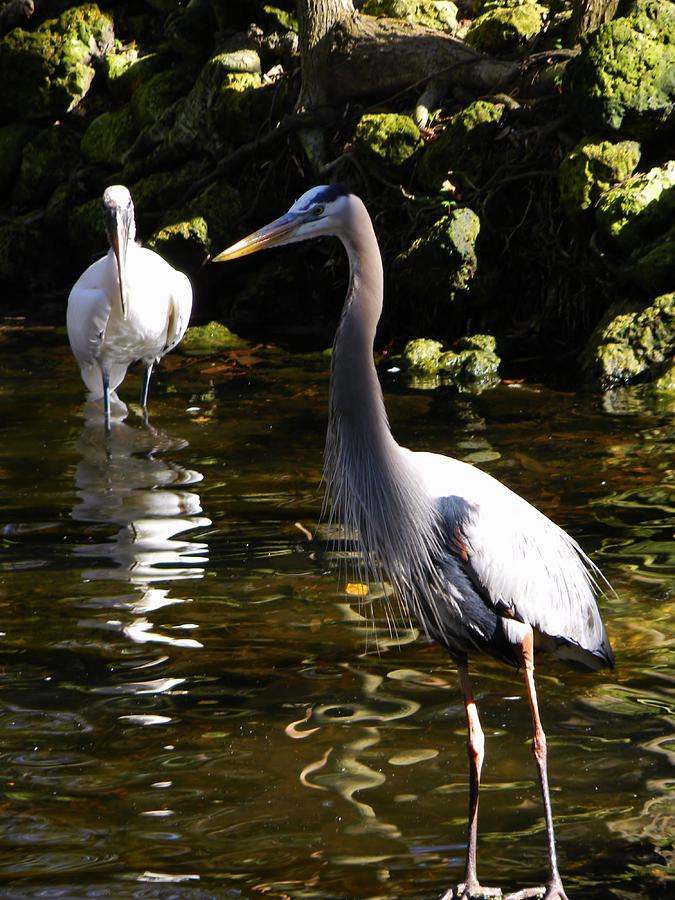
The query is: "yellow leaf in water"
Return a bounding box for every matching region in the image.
[346,582,368,596]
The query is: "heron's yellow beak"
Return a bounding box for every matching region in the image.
[212,213,299,262]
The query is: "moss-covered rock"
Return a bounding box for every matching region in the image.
[130,67,194,128]
[0,123,34,198]
[129,160,211,211]
[179,321,248,355]
[625,223,675,295]
[362,1,458,32]
[353,113,423,177]
[417,100,504,191]
[67,196,108,265]
[394,208,481,303]
[439,334,501,390]
[559,137,641,217]
[583,292,674,387]
[0,4,114,121]
[80,106,137,166]
[13,123,81,208]
[465,3,547,54]
[564,1,675,138]
[595,163,675,252]
[402,334,500,391]
[402,338,444,373]
[146,216,210,272]
[0,212,61,286]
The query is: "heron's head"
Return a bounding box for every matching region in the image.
[103,184,135,319]
[212,185,351,262]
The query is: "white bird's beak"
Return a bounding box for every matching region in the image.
[212,213,300,262]
[112,211,130,319]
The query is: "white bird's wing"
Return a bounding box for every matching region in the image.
[66,261,112,366]
[162,271,192,356]
[407,449,612,666]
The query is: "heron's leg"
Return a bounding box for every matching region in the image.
[449,664,500,899]
[140,361,154,412]
[519,629,569,900]
[102,369,111,434]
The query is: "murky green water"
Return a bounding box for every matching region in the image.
[0,321,673,899]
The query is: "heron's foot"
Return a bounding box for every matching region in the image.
[441,883,502,899]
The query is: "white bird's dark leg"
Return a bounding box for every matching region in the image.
[519,628,569,900]
[102,369,111,434]
[140,361,154,415]
[445,664,500,899]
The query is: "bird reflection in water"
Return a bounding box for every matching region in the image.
[72,406,210,648]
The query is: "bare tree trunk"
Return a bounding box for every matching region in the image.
[296,0,355,172]
[568,0,619,45]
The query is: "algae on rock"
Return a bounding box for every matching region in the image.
[354,113,422,177]
[583,292,674,387]
[559,138,641,217]
[465,3,547,54]
[564,1,675,138]
[417,100,504,191]
[0,4,114,120]
[595,163,675,252]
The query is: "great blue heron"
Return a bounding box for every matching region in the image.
[213,185,614,900]
[67,185,192,431]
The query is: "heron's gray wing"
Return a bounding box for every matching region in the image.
[410,450,613,668]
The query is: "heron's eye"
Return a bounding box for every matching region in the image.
[313,205,325,217]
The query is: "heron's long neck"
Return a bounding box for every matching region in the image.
[329,206,388,442]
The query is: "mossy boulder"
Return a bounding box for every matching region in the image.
[146,216,210,273]
[465,3,547,54]
[0,123,34,198]
[583,292,674,387]
[0,4,114,121]
[362,1,458,32]
[353,113,423,177]
[564,1,675,138]
[402,334,500,391]
[417,100,504,191]
[559,137,641,217]
[0,213,61,287]
[129,160,211,211]
[130,67,194,128]
[180,321,248,356]
[133,53,264,169]
[80,106,137,166]
[595,163,675,252]
[394,208,480,304]
[625,223,675,295]
[439,335,501,390]
[67,196,108,265]
[13,123,81,208]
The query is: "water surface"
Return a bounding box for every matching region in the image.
[0,321,673,898]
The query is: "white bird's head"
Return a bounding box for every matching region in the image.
[103,185,136,319]
[212,185,352,262]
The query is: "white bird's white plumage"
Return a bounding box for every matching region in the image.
[67,185,192,422]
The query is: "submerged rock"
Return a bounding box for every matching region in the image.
[595,162,675,252]
[417,100,504,191]
[564,1,675,138]
[354,113,422,177]
[583,292,674,387]
[558,138,641,217]
[0,4,114,120]
[465,2,547,54]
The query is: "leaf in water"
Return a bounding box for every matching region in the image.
[346,582,369,596]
